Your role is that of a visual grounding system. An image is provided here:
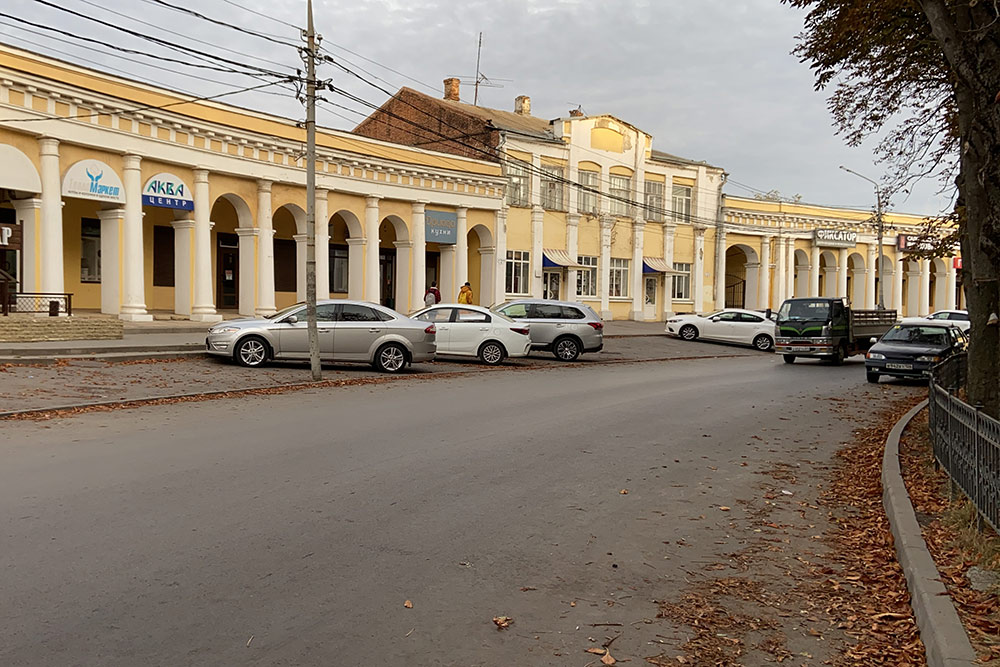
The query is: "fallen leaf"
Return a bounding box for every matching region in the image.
[493,615,514,630]
[620,489,629,495]
[585,647,607,655]
[719,506,731,511]
[601,651,617,665]
[403,600,413,609]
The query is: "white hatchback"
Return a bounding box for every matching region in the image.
[902,309,970,333]
[412,304,531,365]
[665,308,776,351]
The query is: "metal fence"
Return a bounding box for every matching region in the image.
[928,353,1000,532]
[1,292,73,316]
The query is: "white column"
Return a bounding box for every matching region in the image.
[664,223,676,315]
[364,196,380,303]
[410,201,427,313]
[918,258,931,315]
[865,245,877,309]
[394,240,412,311]
[494,208,507,303]
[566,213,580,299]
[119,154,151,321]
[294,233,307,302]
[256,180,275,316]
[479,245,496,306]
[12,198,41,292]
[599,214,612,319]
[809,245,821,297]
[236,227,258,316]
[96,208,123,315]
[713,226,726,309]
[171,219,194,316]
[346,238,365,300]
[439,245,456,301]
[693,225,706,312]
[455,207,468,287]
[530,205,544,298]
[837,248,849,299]
[892,252,904,312]
[315,189,329,299]
[775,235,787,305]
[784,239,795,299]
[945,261,957,310]
[631,221,644,320]
[38,137,63,295]
[190,169,220,322]
[758,235,772,310]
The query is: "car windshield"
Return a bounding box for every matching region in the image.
[777,300,831,321]
[881,325,950,346]
[265,303,304,320]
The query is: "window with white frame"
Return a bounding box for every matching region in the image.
[506,163,530,207]
[609,175,632,216]
[609,258,630,297]
[672,262,692,300]
[645,180,665,222]
[540,164,566,211]
[671,184,692,223]
[577,170,600,214]
[577,255,598,297]
[505,250,530,294]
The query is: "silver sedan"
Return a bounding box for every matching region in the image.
[205,300,436,373]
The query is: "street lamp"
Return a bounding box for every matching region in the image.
[839,166,885,309]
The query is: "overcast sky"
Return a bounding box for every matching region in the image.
[3,0,950,216]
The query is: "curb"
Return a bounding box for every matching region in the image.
[882,399,977,667]
[0,351,204,365]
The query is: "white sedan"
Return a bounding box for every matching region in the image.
[666,308,776,351]
[412,304,531,365]
[902,309,970,333]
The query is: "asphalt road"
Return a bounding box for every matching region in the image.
[0,354,921,666]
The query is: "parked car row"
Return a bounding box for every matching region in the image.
[205,298,605,372]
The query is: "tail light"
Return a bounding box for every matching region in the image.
[510,327,530,336]
[587,321,604,331]
[424,324,436,334]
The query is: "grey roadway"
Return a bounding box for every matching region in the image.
[0,354,918,666]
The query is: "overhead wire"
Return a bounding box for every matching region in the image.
[138,0,299,48]
[217,0,301,32]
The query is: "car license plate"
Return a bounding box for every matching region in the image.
[886,363,912,370]
[789,346,811,352]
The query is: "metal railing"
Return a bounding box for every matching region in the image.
[928,353,1000,532]
[1,292,74,316]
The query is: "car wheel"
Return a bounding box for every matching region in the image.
[478,341,506,366]
[374,343,407,373]
[679,324,698,341]
[866,371,880,384]
[552,336,581,362]
[234,336,269,367]
[753,334,774,351]
[782,354,796,364]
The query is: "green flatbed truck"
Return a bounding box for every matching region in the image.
[774,297,897,365]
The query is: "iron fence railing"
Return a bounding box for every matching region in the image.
[928,353,1000,533]
[2,292,73,316]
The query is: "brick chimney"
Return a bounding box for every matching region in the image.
[514,95,531,115]
[443,77,461,101]
[569,108,584,117]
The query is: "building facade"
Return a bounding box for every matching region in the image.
[0,45,507,322]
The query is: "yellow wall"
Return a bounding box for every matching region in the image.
[61,198,103,309]
[590,127,624,153]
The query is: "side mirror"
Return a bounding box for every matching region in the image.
[286,315,298,324]
[870,337,878,344]
[711,317,720,322]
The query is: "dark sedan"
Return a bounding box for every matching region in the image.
[865,323,967,383]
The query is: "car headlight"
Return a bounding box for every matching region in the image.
[867,352,885,360]
[210,326,241,334]
[916,355,940,363]
[666,318,681,323]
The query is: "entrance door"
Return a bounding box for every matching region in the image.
[379,249,395,309]
[543,270,561,300]
[644,276,658,320]
[217,233,239,310]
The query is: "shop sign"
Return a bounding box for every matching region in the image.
[813,229,858,248]
[0,222,22,251]
[954,257,963,270]
[425,209,457,244]
[62,160,125,204]
[142,173,193,210]
[896,233,935,253]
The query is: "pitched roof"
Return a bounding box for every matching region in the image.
[650,149,722,171]
[394,87,556,140]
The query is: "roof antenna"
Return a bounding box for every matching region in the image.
[447,32,510,106]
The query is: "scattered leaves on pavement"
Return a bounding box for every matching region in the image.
[492,615,513,630]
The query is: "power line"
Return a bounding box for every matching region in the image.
[218,0,301,32]
[139,0,298,48]
[319,43,439,95]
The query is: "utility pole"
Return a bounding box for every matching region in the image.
[303,0,321,380]
[839,166,886,310]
